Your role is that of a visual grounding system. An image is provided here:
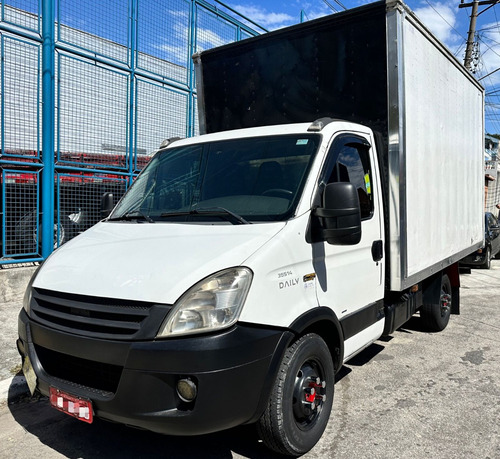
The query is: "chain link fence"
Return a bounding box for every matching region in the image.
[0,0,264,264]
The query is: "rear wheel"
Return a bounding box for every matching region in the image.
[257,333,334,456]
[421,274,452,332]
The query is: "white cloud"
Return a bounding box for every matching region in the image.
[230,4,295,29]
[155,22,231,55]
[156,43,188,63]
[197,27,232,50]
[296,1,332,21]
[412,2,461,48]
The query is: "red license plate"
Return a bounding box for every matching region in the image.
[49,387,93,424]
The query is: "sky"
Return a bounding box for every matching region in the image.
[12,0,500,134]
[219,0,500,134]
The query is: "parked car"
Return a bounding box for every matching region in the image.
[461,212,500,269]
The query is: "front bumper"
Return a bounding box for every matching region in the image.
[18,309,291,435]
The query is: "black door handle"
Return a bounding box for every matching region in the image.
[372,240,383,262]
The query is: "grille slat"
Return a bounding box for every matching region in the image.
[35,291,151,317]
[31,288,171,340]
[35,307,141,332]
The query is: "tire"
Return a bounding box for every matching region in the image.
[257,333,335,456]
[15,210,68,253]
[421,274,452,332]
[481,247,491,269]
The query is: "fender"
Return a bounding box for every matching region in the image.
[422,266,460,315]
[289,306,345,373]
[248,307,344,424]
[446,263,460,315]
[423,272,443,306]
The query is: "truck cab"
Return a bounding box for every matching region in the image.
[18,1,483,455]
[19,120,389,456]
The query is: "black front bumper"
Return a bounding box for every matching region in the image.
[18,309,291,436]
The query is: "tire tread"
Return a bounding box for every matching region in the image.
[257,333,334,456]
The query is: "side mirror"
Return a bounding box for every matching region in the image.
[313,182,361,245]
[100,192,114,219]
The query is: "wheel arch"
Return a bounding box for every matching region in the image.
[422,265,460,315]
[288,307,344,374]
[249,307,344,425]
[429,264,461,315]
[445,263,460,314]
[420,268,455,332]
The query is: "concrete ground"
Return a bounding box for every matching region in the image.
[0,261,499,458]
[0,265,37,401]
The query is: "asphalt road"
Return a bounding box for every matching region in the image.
[1,261,499,458]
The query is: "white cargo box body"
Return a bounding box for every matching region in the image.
[386,2,484,290]
[195,0,484,292]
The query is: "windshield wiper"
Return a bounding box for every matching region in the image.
[108,210,155,223]
[160,207,250,225]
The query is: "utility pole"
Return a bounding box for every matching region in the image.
[461,0,479,71]
[460,0,500,71]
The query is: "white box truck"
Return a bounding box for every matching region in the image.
[18,1,484,456]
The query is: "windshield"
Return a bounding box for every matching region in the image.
[111,134,320,223]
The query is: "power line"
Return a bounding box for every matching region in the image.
[321,0,346,13]
[476,34,500,70]
[481,56,500,132]
[424,0,467,41]
[493,5,500,40]
[478,46,500,133]
[454,43,465,58]
[321,1,338,13]
[460,0,500,69]
[476,23,500,32]
[332,0,346,10]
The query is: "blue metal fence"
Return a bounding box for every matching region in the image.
[0,0,265,265]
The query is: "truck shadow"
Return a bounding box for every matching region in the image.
[335,315,435,381]
[397,315,432,334]
[7,316,435,458]
[7,342,393,459]
[334,342,386,383]
[7,389,286,459]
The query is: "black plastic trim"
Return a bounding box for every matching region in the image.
[383,290,421,336]
[18,309,289,436]
[422,272,443,305]
[289,307,345,373]
[340,300,384,340]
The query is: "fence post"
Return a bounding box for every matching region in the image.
[41,0,55,259]
[128,0,137,185]
[187,0,197,137]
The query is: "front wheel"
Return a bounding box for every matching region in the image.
[481,246,491,269]
[257,333,334,456]
[420,274,452,332]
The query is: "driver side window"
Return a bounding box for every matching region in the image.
[323,135,374,220]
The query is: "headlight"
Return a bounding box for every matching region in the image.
[157,267,253,337]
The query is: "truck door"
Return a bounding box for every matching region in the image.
[314,133,384,359]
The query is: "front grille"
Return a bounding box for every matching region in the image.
[31,288,172,340]
[35,344,121,394]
